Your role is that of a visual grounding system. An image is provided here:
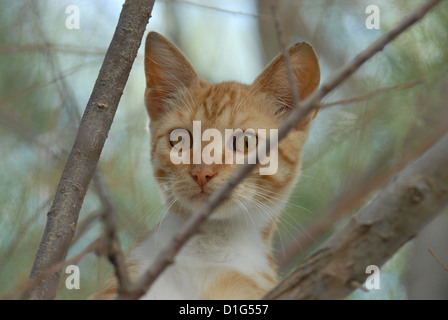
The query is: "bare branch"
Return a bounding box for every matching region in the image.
[270,0,301,103]
[117,0,445,300]
[427,247,448,272]
[265,132,448,299]
[93,173,131,295]
[320,78,426,108]
[163,0,272,20]
[0,43,106,56]
[277,123,448,270]
[22,0,155,300]
[0,197,51,273]
[71,211,102,246]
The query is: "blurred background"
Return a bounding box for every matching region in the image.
[0,0,447,300]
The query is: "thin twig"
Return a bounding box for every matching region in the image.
[3,238,102,300]
[270,0,302,103]
[117,0,445,300]
[350,280,369,293]
[163,0,272,20]
[0,197,52,273]
[0,61,96,107]
[427,247,448,272]
[321,78,426,108]
[30,2,86,126]
[71,211,102,246]
[93,173,131,294]
[0,43,106,56]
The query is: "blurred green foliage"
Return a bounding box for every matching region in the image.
[0,0,447,300]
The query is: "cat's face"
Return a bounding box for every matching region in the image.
[144,32,320,220]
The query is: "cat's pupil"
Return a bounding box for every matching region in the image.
[169,128,192,149]
[232,133,257,153]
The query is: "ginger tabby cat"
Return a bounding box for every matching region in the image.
[91,32,320,300]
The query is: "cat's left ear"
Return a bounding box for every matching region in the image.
[252,42,320,119]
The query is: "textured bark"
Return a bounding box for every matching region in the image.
[265,132,448,300]
[22,0,155,300]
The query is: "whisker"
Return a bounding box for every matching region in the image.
[232,193,257,231]
[245,181,313,214]
[237,182,315,260]
[155,195,177,243]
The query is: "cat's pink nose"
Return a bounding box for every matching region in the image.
[190,166,217,189]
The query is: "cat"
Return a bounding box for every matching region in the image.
[90,31,320,300]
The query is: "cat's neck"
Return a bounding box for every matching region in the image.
[168,200,283,240]
[126,197,287,299]
[134,201,285,264]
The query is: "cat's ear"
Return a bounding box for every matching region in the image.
[144,32,198,120]
[253,42,320,118]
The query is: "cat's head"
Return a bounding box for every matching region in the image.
[144,32,319,221]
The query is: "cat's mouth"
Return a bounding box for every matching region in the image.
[190,192,210,202]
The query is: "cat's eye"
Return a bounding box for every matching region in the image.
[169,128,192,150]
[232,132,258,153]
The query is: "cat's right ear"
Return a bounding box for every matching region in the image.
[144,32,198,120]
[252,42,320,122]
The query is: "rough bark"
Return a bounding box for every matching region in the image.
[22,0,155,300]
[265,132,448,300]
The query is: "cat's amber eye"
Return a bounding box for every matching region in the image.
[232,132,258,153]
[169,128,192,150]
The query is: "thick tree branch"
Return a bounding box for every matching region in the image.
[265,132,448,299]
[277,123,448,270]
[22,0,155,300]
[117,0,445,300]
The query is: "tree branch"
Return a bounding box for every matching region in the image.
[93,172,131,295]
[270,0,302,103]
[163,0,272,20]
[427,247,448,272]
[22,0,155,300]
[117,0,445,300]
[320,78,426,108]
[265,131,448,299]
[277,122,448,270]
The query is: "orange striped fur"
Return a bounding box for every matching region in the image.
[91,32,320,300]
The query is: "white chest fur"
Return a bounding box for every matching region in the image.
[130,211,277,299]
